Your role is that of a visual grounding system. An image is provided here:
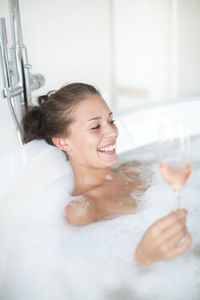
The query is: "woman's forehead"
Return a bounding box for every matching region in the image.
[74,96,111,120]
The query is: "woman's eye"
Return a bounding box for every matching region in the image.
[90,120,115,130]
[91,125,100,130]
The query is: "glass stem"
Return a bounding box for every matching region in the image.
[174,189,181,210]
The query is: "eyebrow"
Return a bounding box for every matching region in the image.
[87,112,113,122]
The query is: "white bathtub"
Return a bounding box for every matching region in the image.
[116,97,200,154]
[0,97,200,299]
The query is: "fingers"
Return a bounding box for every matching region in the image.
[162,221,186,242]
[136,209,192,266]
[165,227,187,249]
[152,209,187,233]
[166,232,192,260]
[156,209,189,252]
[175,209,188,222]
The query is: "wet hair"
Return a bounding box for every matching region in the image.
[22,82,101,145]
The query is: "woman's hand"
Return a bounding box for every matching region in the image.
[135,209,192,266]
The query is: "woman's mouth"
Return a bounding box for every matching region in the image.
[97,143,116,154]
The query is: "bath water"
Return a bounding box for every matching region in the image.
[0,136,200,300]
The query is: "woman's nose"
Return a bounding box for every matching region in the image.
[104,123,118,138]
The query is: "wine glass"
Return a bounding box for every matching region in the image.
[158,120,192,210]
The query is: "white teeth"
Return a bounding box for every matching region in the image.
[98,144,116,152]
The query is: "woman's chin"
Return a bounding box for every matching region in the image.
[99,155,118,168]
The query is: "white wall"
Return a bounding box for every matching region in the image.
[0,0,112,157]
[1,0,200,157]
[178,0,200,97]
[113,0,200,108]
[0,0,112,97]
[113,0,170,103]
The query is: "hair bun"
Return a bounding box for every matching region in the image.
[22,106,44,143]
[38,91,56,106]
[38,94,49,106]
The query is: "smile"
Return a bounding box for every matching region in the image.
[97,143,116,152]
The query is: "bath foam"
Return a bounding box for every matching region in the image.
[0,139,200,300]
[0,141,72,286]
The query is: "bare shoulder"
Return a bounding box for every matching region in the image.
[114,161,143,187]
[65,163,146,226]
[115,161,141,174]
[65,195,105,226]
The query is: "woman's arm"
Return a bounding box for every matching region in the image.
[134,209,192,266]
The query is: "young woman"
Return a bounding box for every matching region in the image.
[22,82,192,266]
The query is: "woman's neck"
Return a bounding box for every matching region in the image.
[71,162,114,196]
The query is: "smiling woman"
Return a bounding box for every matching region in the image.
[53,95,118,170]
[22,82,192,266]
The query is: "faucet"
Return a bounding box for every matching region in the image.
[0,0,45,145]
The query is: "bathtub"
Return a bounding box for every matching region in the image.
[116,96,200,154]
[0,97,200,300]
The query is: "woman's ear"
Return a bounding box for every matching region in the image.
[52,137,71,152]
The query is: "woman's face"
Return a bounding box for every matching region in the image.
[65,95,118,169]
